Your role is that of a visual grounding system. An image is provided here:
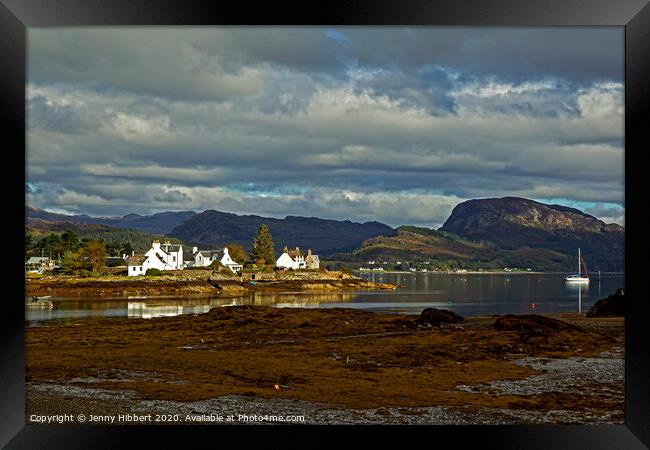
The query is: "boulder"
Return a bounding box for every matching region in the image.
[586,288,624,317]
[416,308,464,327]
[494,314,581,333]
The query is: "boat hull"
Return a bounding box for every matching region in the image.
[565,277,590,283]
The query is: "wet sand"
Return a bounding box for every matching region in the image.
[25,307,623,424]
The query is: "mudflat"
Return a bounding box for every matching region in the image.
[25,306,624,424]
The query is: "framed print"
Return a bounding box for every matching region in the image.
[2,0,649,448]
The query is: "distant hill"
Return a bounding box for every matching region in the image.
[26,218,185,253]
[25,206,196,234]
[355,226,494,261]
[332,197,624,271]
[168,210,395,256]
[438,197,623,271]
[344,225,574,271]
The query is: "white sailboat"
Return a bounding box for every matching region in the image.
[565,247,590,283]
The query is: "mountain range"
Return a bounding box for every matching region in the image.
[25,197,624,271]
[26,206,196,235]
[25,206,394,255]
[168,210,394,255]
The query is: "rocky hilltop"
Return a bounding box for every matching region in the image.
[439,197,624,271]
[342,198,623,272]
[441,197,622,238]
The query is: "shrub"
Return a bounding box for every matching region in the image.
[216,266,236,276]
[209,260,225,269]
[145,268,164,276]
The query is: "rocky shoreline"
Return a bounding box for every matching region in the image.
[25,271,397,298]
[26,344,624,425]
[25,306,623,424]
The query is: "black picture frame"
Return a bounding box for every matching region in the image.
[2,0,648,448]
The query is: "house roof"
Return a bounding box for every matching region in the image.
[161,244,182,253]
[27,256,50,263]
[126,255,147,266]
[306,254,320,263]
[197,250,222,258]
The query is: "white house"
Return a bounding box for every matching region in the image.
[126,240,183,276]
[126,250,170,276]
[153,240,184,270]
[127,241,243,276]
[186,246,242,273]
[191,246,221,267]
[276,246,307,270]
[219,247,243,273]
[25,256,55,272]
[126,255,148,276]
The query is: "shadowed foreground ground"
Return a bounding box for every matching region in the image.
[26,306,624,424]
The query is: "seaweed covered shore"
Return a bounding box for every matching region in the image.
[25,270,397,298]
[26,306,624,424]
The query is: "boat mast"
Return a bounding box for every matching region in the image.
[578,248,581,276]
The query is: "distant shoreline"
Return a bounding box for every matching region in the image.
[355,270,544,275]
[355,270,624,275]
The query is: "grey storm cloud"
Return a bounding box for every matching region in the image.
[339,28,623,83]
[26,27,624,227]
[28,95,86,132]
[153,189,192,203]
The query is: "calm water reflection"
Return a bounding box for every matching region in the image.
[26,272,624,326]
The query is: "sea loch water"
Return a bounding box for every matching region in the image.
[26,272,624,326]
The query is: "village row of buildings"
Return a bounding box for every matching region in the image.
[26,240,320,275]
[124,241,319,276]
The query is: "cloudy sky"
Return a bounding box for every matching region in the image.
[26,27,624,227]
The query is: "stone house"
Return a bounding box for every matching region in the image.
[305,249,320,269]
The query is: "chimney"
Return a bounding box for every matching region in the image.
[283,246,289,253]
[152,240,160,249]
[308,249,312,256]
[192,246,198,254]
[223,247,229,254]
[164,240,171,245]
[295,246,299,252]
[132,250,135,256]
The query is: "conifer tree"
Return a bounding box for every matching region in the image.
[250,224,275,265]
